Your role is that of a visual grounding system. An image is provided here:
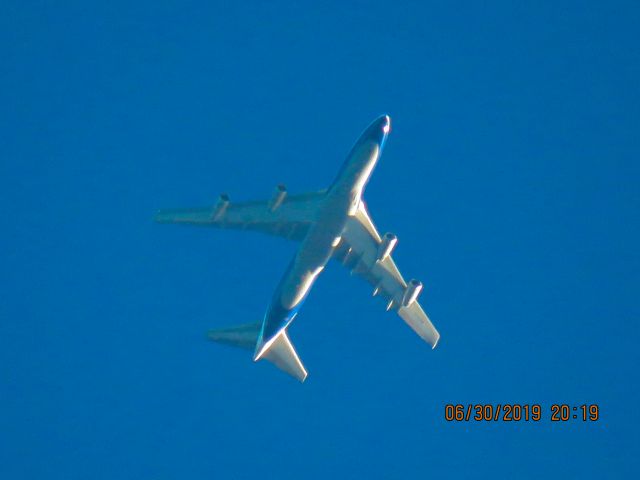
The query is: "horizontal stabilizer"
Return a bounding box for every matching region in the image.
[208,323,308,382]
[208,322,261,350]
[255,329,308,382]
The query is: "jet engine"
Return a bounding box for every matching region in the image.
[269,184,287,211]
[376,233,398,262]
[401,279,423,308]
[212,193,230,220]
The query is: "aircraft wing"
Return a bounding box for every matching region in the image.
[334,202,440,348]
[155,189,326,241]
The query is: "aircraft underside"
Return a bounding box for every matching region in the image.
[156,115,440,382]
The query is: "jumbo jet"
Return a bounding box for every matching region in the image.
[155,115,440,382]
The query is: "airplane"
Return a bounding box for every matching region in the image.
[155,115,440,382]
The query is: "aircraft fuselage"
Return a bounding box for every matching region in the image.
[254,115,390,359]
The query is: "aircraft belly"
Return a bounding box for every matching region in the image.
[257,115,390,353]
[260,208,348,343]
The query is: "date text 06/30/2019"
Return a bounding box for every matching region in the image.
[444,404,600,422]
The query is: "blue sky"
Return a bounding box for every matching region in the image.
[1,1,638,478]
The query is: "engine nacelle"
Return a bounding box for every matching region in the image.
[402,279,423,308]
[377,233,398,262]
[212,193,230,220]
[269,184,287,211]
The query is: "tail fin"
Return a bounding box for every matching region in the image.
[208,323,308,382]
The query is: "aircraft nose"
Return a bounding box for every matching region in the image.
[381,114,391,133]
[360,114,391,146]
[373,114,391,134]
